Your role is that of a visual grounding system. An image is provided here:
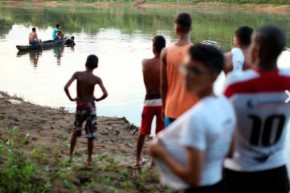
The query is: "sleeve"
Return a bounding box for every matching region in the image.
[223,71,241,98]
[179,115,206,151]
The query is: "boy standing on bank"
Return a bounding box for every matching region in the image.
[135,35,166,167]
[64,54,108,166]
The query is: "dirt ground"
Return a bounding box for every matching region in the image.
[0,91,145,166]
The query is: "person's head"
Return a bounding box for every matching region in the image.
[56,24,60,29]
[250,24,286,69]
[71,36,75,40]
[174,13,192,36]
[152,35,166,55]
[179,44,224,96]
[32,27,36,32]
[234,26,253,48]
[85,55,98,70]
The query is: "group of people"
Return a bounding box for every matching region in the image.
[28,24,75,46]
[63,12,290,193]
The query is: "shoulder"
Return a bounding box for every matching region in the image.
[161,47,167,56]
[142,58,150,66]
[94,75,103,84]
[279,68,290,77]
[225,69,259,87]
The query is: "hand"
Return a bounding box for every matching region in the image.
[148,139,166,158]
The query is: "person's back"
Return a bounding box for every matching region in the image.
[165,43,196,118]
[135,35,166,167]
[75,71,100,106]
[224,25,290,193]
[224,26,253,74]
[28,31,36,43]
[161,13,197,127]
[29,27,41,46]
[143,57,160,95]
[64,54,108,167]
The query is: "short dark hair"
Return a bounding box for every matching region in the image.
[56,24,60,28]
[174,13,192,34]
[153,35,166,53]
[71,36,75,40]
[256,24,286,62]
[189,43,224,74]
[32,27,36,32]
[85,55,98,69]
[235,26,253,47]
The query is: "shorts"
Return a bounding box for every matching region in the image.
[30,40,38,46]
[164,116,176,127]
[74,103,97,139]
[182,180,225,193]
[224,165,290,193]
[139,94,164,136]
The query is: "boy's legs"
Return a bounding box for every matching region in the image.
[136,106,154,167]
[70,130,79,160]
[85,108,97,166]
[70,107,88,160]
[87,138,94,166]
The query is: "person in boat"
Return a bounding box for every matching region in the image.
[224,26,253,74]
[64,54,108,167]
[29,27,42,46]
[149,44,236,193]
[64,36,76,46]
[135,35,166,168]
[52,24,64,41]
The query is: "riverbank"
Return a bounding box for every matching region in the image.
[0,1,289,15]
[0,91,170,193]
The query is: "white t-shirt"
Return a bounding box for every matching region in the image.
[224,68,290,172]
[231,48,244,72]
[154,96,236,189]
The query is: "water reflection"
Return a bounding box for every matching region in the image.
[52,46,64,66]
[16,45,65,67]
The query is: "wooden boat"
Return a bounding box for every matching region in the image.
[16,39,66,51]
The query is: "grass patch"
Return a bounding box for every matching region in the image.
[0,127,173,192]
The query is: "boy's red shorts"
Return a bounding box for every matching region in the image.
[140,106,164,136]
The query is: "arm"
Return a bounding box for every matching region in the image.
[64,72,78,101]
[227,132,235,158]
[149,140,204,186]
[35,33,39,42]
[95,78,108,102]
[160,48,168,113]
[224,53,233,75]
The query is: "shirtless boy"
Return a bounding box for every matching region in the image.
[135,35,166,167]
[64,54,108,166]
[29,27,42,46]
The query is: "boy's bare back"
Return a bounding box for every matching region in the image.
[74,71,102,106]
[142,57,161,95]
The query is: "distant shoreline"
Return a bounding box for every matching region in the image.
[0,1,289,15]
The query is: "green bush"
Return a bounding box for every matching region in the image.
[0,128,51,193]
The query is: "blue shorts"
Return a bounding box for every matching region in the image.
[30,40,38,46]
[164,116,176,128]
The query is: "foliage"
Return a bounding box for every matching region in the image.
[0,127,173,192]
[0,128,51,193]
